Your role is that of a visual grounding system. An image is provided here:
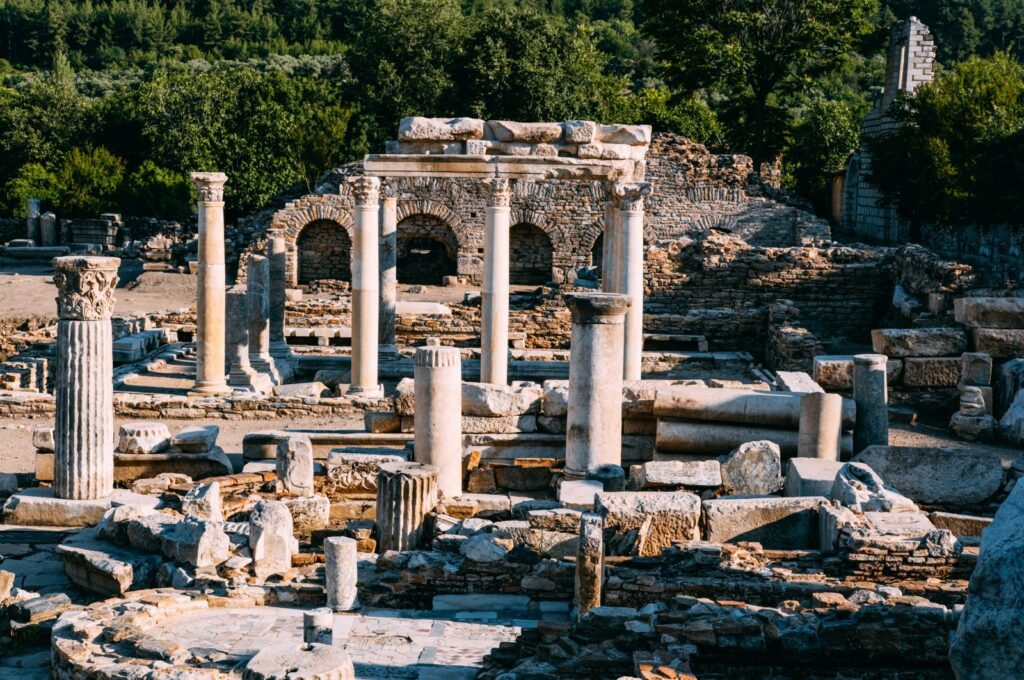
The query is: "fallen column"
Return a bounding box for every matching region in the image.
[797,392,843,460]
[413,343,463,498]
[656,420,853,458]
[654,386,855,429]
[375,461,438,552]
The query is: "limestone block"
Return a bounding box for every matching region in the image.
[562,120,596,143]
[870,327,967,357]
[117,422,171,454]
[852,445,1005,507]
[461,533,511,562]
[950,412,997,441]
[718,440,783,496]
[594,123,652,145]
[461,415,537,434]
[558,479,603,510]
[486,121,563,143]
[702,496,824,549]
[774,371,824,393]
[364,412,401,434]
[325,450,406,494]
[285,495,330,534]
[961,352,993,387]
[929,511,992,537]
[577,143,646,160]
[595,491,701,556]
[249,500,295,580]
[630,460,721,490]
[313,369,352,390]
[784,459,844,497]
[182,481,223,522]
[395,377,416,415]
[56,526,163,596]
[166,517,230,568]
[32,427,54,452]
[397,116,484,141]
[541,380,570,417]
[829,462,919,513]
[243,642,354,680]
[1,487,158,528]
[385,140,464,154]
[527,508,583,533]
[273,382,330,398]
[171,425,219,453]
[276,435,314,497]
[462,381,543,416]
[953,297,1024,328]
[864,511,936,537]
[813,355,903,390]
[902,357,961,387]
[973,328,1024,358]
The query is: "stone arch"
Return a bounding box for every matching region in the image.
[397,213,459,285]
[296,220,352,284]
[269,194,354,287]
[509,223,554,285]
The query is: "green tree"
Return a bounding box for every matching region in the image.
[785,97,862,214]
[2,162,58,217]
[642,0,878,169]
[120,161,192,220]
[53,145,124,216]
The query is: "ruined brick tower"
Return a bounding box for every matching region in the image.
[841,17,936,243]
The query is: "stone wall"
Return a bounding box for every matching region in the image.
[296,219,352,284]
[920,223,1023,286]
[509,223,554,284]
[397,213,460,284]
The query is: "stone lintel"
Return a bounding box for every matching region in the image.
[363,154,644,183]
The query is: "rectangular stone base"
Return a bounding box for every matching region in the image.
[1,487,159,527]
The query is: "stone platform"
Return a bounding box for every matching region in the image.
[0,488,159,527]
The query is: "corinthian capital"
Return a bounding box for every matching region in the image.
[53,256,120,321]
[348,176,381,205]
[190,172,228,202]
[610,182,653,212]
[483,177,513,207]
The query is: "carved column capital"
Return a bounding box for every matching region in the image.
[610,182,653,212]
[53,256,120,321]
[483,177,513,208]
[348,176,381,205]
[190,172,228,202]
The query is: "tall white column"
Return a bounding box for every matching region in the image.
[564,292,630,478]
[348,176,382,397]
[53,256,119,500]
[190,172,231,395]
[612,182,652,381]
[481,177,512,385]
[267,230,295,380]
[379,192,398,349]
[414,343,463,498]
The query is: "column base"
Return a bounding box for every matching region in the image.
[188,382,232,396]
[347,384,384,399]
[229,368,274,395]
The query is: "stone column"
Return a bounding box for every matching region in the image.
[247,254,281,384]
[797,392,843,460]
[375,461,438,552]
[853,354,889,453]
[324,536,359,611]
[601,201,617,292]
[303,609,334,645]
[379,192,398,349]
[575,511,604,619]
[53,256,119,500]
[612,182,651,381]
[226,288,271,393]
[481,177,512,385]
[190,172,231,395]
[39,212,58,247]
[267,231,295,378]
[26,198,40,243]
[348,176,382,397]
[564,293,630,478]
[414,343,463,498]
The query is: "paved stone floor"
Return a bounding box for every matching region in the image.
[141,605,528,679]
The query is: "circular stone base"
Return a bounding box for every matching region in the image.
[244,642,354,680]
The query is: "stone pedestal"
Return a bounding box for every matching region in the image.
[379,194,398,348]
[276,435,314,497]
[797,392,843,460]
[853,353,889,453]
[564,293,630,478]
[267,231,295,379]
[413,344,463,498]
[348,177,382,397]
[247,254,281,384]
[190,172,231,395]
[226,288,271,393]
[481,178,512,385]
[324,536,359,611]
[249,500,295,580]
[303,608,334,645]
[53,256,120,500]
[574,511,604,619]
[611,182,651,381]
[375,461,439,552]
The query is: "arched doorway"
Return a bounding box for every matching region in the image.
[509,223,553,285]
[591,233,603,269]
[296,220,352,285]
[397,214,458,285]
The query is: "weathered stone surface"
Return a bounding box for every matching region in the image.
[1,487,158,527]
[595,123,652,145]
[273,381,330,398]
[249,500,295,579]
[784,458,845,497]
[950,412,997,441]
[325,450,405,494]
[461,533,511,562]
[558,479,603,510]
[487,121,563,143]
[462,381,542,416]
[1000,389,1024,445]
[243,642,355,680]
[165,517,230,568]
[527,508,583,533]
[324,536,359,612]
[853,445,1005,507]
[950,481,1024,679]
[973,328,1024,358]
[32,426,54,452]
[830,462,919,513]
[364,412,401,434]
[718,440,782,495]
[182,481,223,522]
[930,511,992,537]
[702,496,825,549]
[630,460,722,490]
[961,352,993,387]
[954,297,1024,328]
[902,357,961,387]
[171,425,219,453]
[541,380,570,417]
[398,116,484,141]
[117,422,171,454]
[285,495,331,534]
[394,377,416,415]
[813,355,902,390]
[586,463,625,492]
[870,327,967,357]
[56,526,163,595]
[563,120,597,143]
[461,414,537,434]
[595,491,701,556]
[276,435,314,497]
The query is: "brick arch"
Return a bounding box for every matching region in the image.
[395,201,469,251]
[270,194,354,287]
[396,213,460,285]
[509,222,554,285]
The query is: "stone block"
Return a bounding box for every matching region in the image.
[244,643,354,680]
[595,491,701,556]
[562,120,596,144]
[1,487,159,527]
[903,357,961,387]
[461,415,537,434]
[182,482,223,522]
[871,328,967,357]
[32,427,54,452]
[630,460,721,490]
[813,355,902,390]
[541,380,570,417]
[250,500,295,580]
[830,462,919,513]
[35,451,54,482]
[527,508,583,533]
[558,479,603,510]
[719,441,782,495]
[961,353,993,387]
[398,116,485,141]
[117,422,171,454]
[273,382,330,398]
[784,458,845,497]
[325,450,406,494]
[486,121,563,143]
[164,517,229,568]
[973,329,1024,358]
[774,371,824,393]
[954,297,1024,328]
[594,123,651,145]
[853,445,1005,507]
[462,381,542,417]
[930,511,992,537]
[56,526,164,596]
[492,464,552,491]
[702,496,825,549]
[364,412,401,434]
[285,495,330,535]
[395,377,416,416]
[171,425,219,453]
[864,511,936,537]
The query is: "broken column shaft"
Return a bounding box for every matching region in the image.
[413,344,463,498]
[853,353,889,453]
[375,461,439,552]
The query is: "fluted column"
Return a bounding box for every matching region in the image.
[414,343,463,498]
[375,461,438,552]
[379,192,398,348]
[267,230,295,378]
[247,254,280,384]
[564,293,630,478]
[190,172,231,395]
[612,182,652,381]
[348,176,382,397]
[481,177,512,385]
[53,256,119,500]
